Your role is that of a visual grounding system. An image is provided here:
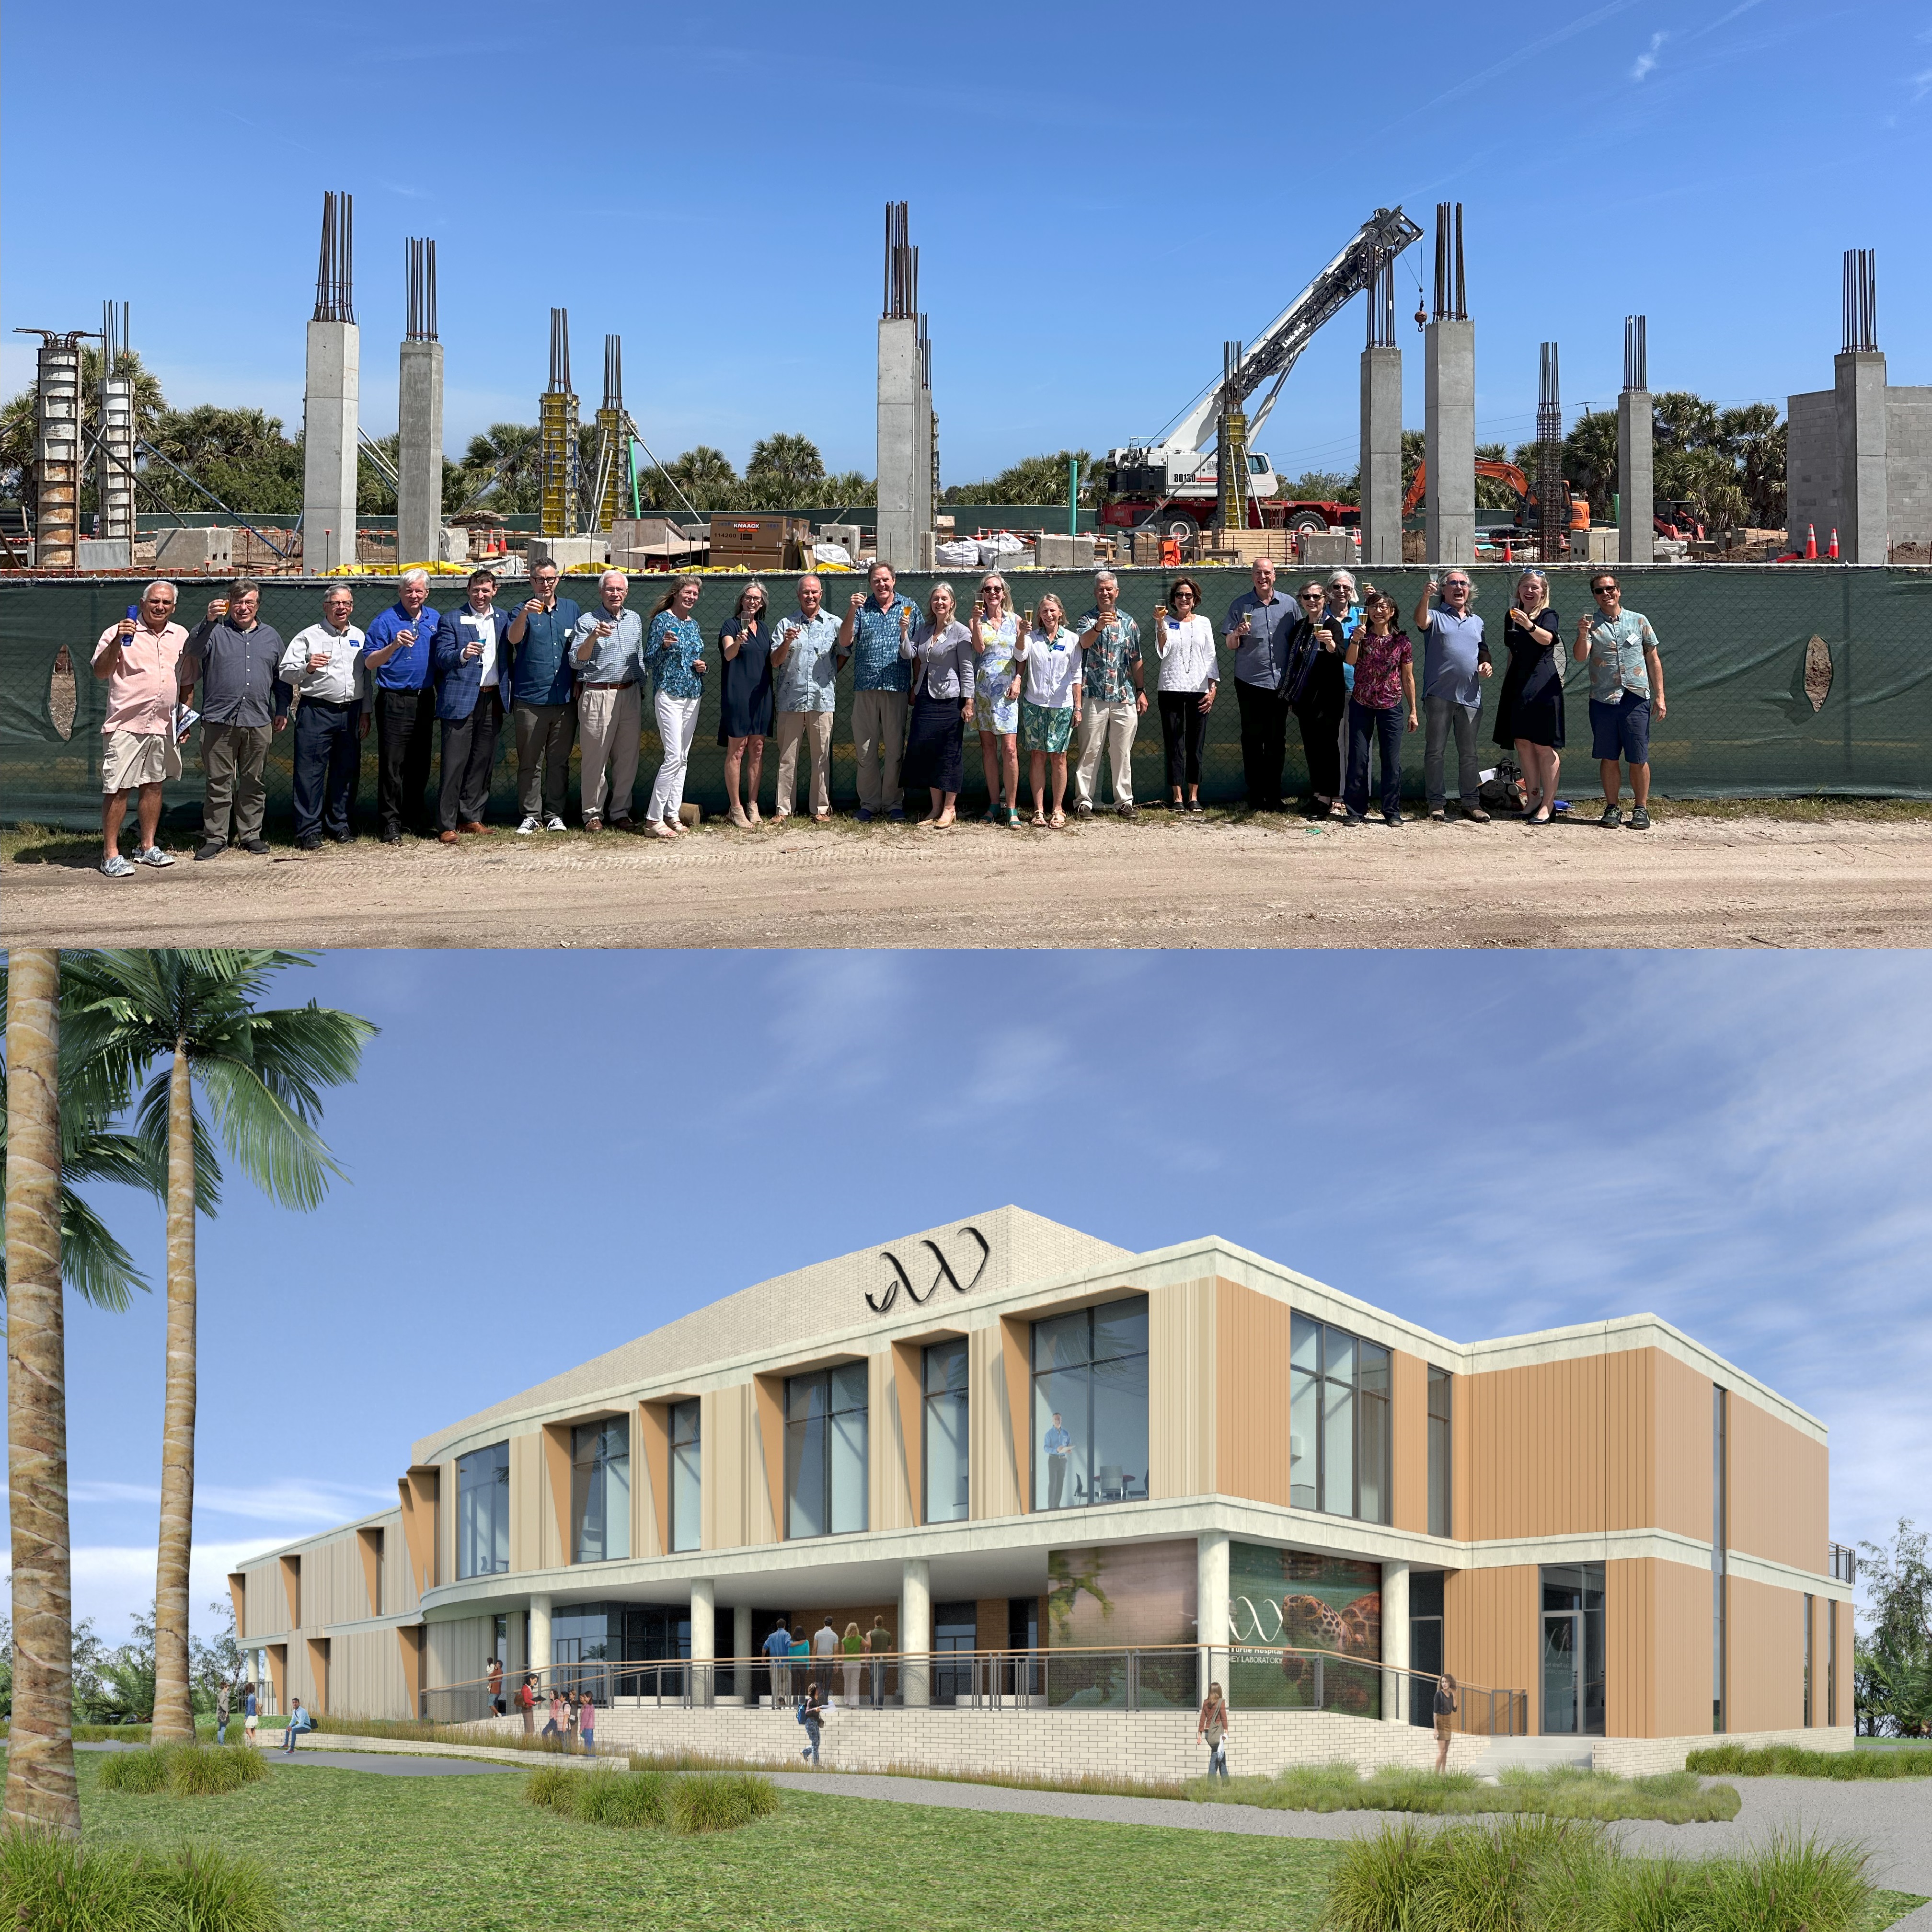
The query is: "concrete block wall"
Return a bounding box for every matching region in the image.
[1592,1723,1854,1777]
[473,1703,1489,1783]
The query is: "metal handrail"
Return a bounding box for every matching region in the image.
[421,1643,1526,1736]
[1829,1542,1857,1586]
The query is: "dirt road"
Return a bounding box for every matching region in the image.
[10,812,1928,949]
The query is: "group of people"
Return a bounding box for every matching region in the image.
[88,557,1668,874]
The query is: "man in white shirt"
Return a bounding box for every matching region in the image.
[812,1616,840,1697]
[278,585,368,850]
[432,569,509,842]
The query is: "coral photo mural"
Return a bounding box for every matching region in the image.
[1228,1544,1382,1716]
[1046,1540,1197,1708]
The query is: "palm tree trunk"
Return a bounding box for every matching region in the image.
[150,1045,197,1741]
[3,949,80,1835]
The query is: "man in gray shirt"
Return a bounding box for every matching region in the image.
[770,575,841,821]
[571,570,645,831]
[1411,573,1492,822]
[1223,558,1294,809]
[180,577,289,859]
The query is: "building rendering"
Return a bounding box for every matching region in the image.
[235,1208,1853,1778]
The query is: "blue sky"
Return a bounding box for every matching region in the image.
[14,947,1929,1649]
[4,1,1928,486]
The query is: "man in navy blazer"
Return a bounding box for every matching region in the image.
[431,568,510,842]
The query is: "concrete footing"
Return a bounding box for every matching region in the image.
[303,318,359,575]
[1359,345,1403,568]
[1424,318,1474,566]
[1618,388,1653,564]
[152,526,235,572]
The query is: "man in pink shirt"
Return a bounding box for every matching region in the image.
[91,579,187,878]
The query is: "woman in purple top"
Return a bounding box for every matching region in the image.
[1342,590,1417,826]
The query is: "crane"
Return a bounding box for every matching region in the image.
[1104,206,1425,539]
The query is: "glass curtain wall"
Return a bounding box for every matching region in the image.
[456,1440,510,1579]
[923,1339,969,1523]
[571,1418,631,1564]
[1289,1315,1392,1523]
[1426,1367,1452,1536]
[785,1363,869,1538]
[1031,1299,1149,1511]
[669,1400,702,1553]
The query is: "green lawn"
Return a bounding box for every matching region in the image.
[79,1753,1343,1932]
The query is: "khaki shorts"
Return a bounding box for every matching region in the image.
[102,729,181,793]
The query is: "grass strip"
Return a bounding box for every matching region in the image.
[1688,1742,1932,1779]
[1189,1761,1740,1822]
[0,1824,285,1932]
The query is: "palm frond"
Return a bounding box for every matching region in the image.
[193,1054,341,1211]
[132,1070,225,1213]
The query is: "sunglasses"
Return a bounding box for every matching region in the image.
[1592,584,1617,596]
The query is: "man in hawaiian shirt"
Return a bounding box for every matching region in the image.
[1072,570,1147,818]
[837,561,917,821]
[1573,571,1667,830]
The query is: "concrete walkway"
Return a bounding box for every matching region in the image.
[71,1738,519,1778]
[765,1771,1932,1901]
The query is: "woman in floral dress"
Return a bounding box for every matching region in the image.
[969,572,1023,825]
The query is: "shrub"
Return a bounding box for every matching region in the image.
[97,1743,266,1798]
[1196,1761,1737,1824]
[575,1768,670,1829]
[1319,1820,1441,1932]
[0,1826,284,1932]
[669,1771,780,1836]
[524,1762,579,1811]
[1686,1741,1932,1779]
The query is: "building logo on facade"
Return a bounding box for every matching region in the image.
[866,1224,991,1314]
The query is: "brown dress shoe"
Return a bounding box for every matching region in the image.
[459,821,488,835]
[438,829,459,844]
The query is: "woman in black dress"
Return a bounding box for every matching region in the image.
[718,580,774,827]
[1492,569,1564,823]
[900,581,975,826]
[1282,580,1348,817]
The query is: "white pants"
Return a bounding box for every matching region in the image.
[1075,700,1138,806]
[648,693,701,823]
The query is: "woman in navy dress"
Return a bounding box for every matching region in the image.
[718,580,775,827]
[1491,568,1564,823]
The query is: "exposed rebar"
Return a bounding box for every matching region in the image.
[1841,248,1877,353]
[1365,250,1399,348]
[313,191,355,323]
[884,201,919,320]
[1431,203,1467,321]
[1538,342,1565,557]
[1622,314,1647,392]
[603,334,622,412]
[405,238,438,342]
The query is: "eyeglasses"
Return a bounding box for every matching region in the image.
[1299,592,1322,603]
[1444,578,1470,588]
[1592,584,1617,596]
[1172,591,1196,601]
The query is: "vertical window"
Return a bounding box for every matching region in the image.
[456,1441,510,1579]
[785,1365,868,1538]
[922,1339,969,1524]
[1031,1298,1148,1510]
[1540,1562,1606,1737]
[1712,1386,1728,1732]
[1426,1368,1453,1538]
[1288,1315,1392,1524]
[572,1418,630,1564]
[1804,1595,1815,1727]
[669,1400,701,1554]
[1828,1598,1838,1727]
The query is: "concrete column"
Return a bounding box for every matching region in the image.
[1836,350,1889,563]
[1196,1528,1230,1703]
[900,1556,931,1708]
[1381,1561,1410,1725]
[1359,345,1403,568]
[690,1578,715,1707]
[1424,317,1475,566]
[303,318,360,575]
[1618,389,1654,564]
[528,1592,552,1686]
[734,1602,753,1673]
[876,317,920,570]
[397,338,444,568]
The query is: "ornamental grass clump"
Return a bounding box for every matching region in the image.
[98,1742,268,1798]
[1686,1740,1932,1779]
[0,1826,285,1932]
[669,1771,781,1835]
[524,1764,776,1835]
[1193,1761,1737,1824]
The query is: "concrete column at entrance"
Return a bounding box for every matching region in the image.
[1618,389,1654,564]
[1424,318,1475,566]
[303,319,360,575]
[529,1593,552,1687]
[877,317,921,571]
[1359,345,1403,568]
[397,338,445,569]
[1381,1562,1410,1725]
[690,1578,715,1707]
[1196,1529,1230,1696]
[734,1602,753,1691]
[900,1557,932,1707]
[1835,350,1889,563]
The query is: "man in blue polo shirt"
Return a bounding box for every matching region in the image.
[363,568,441,842]
[504,559,581,833]
[1412,571,1493,822]
[836,561,916,821]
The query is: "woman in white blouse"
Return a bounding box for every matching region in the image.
[1153,578,1218,813]
[900,581,975,827]
[1015,592,1082,827]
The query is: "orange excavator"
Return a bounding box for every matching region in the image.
[1402,458,1590,536]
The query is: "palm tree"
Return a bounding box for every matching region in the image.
[3,951,156,1838]
[68,951,376,1743]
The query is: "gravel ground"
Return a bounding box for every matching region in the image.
[10,813,1932,949]
[765,1771,1932,1896]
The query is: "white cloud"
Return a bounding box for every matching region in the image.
[1632,30,1669,79]
[2,1537,287,1647]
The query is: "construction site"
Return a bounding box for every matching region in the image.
[3,192,1930,861]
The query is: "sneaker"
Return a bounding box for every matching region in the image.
[855,806,874,824]
[544,814,567,833]
[239,838,270,855]
[516,816,540,836]
[1628,805,1651,830]
[136,845,175,867]
[887,807,905,822]
[194,840,226,862]
[1598,804,1624,828]
[1074,799,1094,818]
[100,853,137,878]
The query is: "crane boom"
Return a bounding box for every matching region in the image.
[1165,206,1424,457]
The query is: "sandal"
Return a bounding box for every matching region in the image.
[983,804,1002,823]
[1005,808,1022,828]
[1050,811,1067,828]
[1031,811,1048,828]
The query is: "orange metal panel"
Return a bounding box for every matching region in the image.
[1444,1564,1538,1728]
[265,1643,287,1711]
[228,1571,249,1639]
[1391,1349,1429,1533]
[1607,1558,1651,1738]
[1214,1280,1292,1507]
[1726,1395,1827,1576]
[752,1373,787,1539]
[1652,1352,1712,1543]
[891,1340,923,1525]
[355,1528,383,1618]
[1726,1575,1804,1733]
[395,1626,424,1716]
[398,1467,439,1597]
[279,1554,302,1631]
[1830,1597,1852,1728]
[1654,1559,1714,1738]
[636,1401,671,1556]
[541,1425,575,1565]
[999,1316,1032,1515]
[305,1636,330,1716]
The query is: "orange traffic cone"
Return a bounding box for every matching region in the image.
[1503,539,1513,564]
[1828,528,1840,560]
[1805,524,1818,559]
